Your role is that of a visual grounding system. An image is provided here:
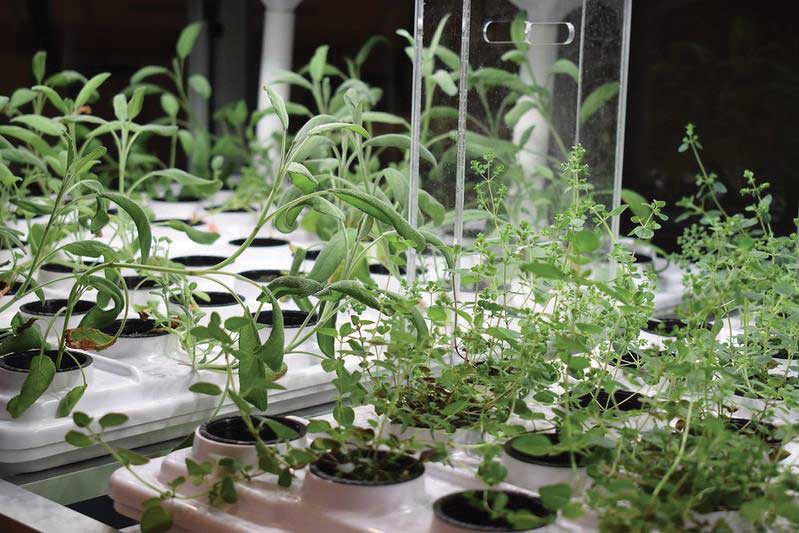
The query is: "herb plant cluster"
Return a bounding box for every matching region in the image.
[1,15,797,533]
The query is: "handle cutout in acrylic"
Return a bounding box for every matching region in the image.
[482,20,575,46]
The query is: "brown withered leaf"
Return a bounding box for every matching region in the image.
[65,328,116,351]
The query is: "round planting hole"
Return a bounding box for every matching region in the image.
[229,237,289,248]
[123,276,158,290]
[369,263,407,276]
[573,389,645,412]
[632,252,654,264]
[100,319,169,338]
[310,449,424,486]
[0,280,22,297]
[210,204,251,213]
[41,261,99,274]
[433,490,555,531]
[153,195,202,203]
[178,292,242,307]
[200,415,306,445]
[254,310,317,328]
[642,317,711,335]
[302,249,321,260]
[172,255,226,268]
[155,218,203,227]
[0,349,92,373]
[239,270,285,284]
[21,299,94,316]
[505,432,591,468]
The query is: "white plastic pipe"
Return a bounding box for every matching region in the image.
[257,0,304,146]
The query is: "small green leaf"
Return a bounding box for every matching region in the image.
[113,93,128,121]
[32,51,47,82]
[333,404,355,427]
[263,418,299,441]
[432,70,457,96]
[221,476,237,503]
[189,382,222,396]
[520,262,564,280]
[56,385,87,417]
[265,85,289,131]
[364,134,437,166]
[161,220,219,244]
[572,229,600,254]
[74,72,111,109]
[127,87,146,121]
[580,81,620,125]
[65,430,94,448]
[101,192,151,262]
[309,45,329,83]
[539,483,572,511]
[512,433,553,456]
[7,353,56,418]
[176,22,203,59]
[160,93,179,117]
[189,74,211,100]
[141,504,172,533]
[99,412,129,429]
[117,448,150,466]
[73,411,92,428]
[11,115,65,136]
[551,58,579,82]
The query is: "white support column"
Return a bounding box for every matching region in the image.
[257,0,303,146]
[509,0,581,170]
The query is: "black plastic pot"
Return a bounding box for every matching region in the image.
[643,317,710,335]
[301,249,321,260]
[770,345,797,360]
[368,263,425,277]
[0,349,92,373]
[100,318,169,338]
[20,298,94,316]
[239,269,286,284]
[610,349,675,369]
[172,255,226,268]
[253,309,318,327]
[612,351,643,369]
[122,276,158,290]
[504,432,591,468]
[369,263,406,276]
[228,237,289,248]
[152,195,202,203]
[171,291,242,307]
[310,449,424,486]
[433,490,555,531]
[154,218,203,227]
[724,417,782,448]
[572,389,645,412]
[0,280,22,296]
[200,415,306,445]
[41,261,99,274]
[209,204,252,213]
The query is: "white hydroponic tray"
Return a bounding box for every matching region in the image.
[0,218,335,474]
[0,348,344,474]
[109,406,585,533]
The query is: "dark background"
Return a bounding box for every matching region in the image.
[2,0,797,252]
